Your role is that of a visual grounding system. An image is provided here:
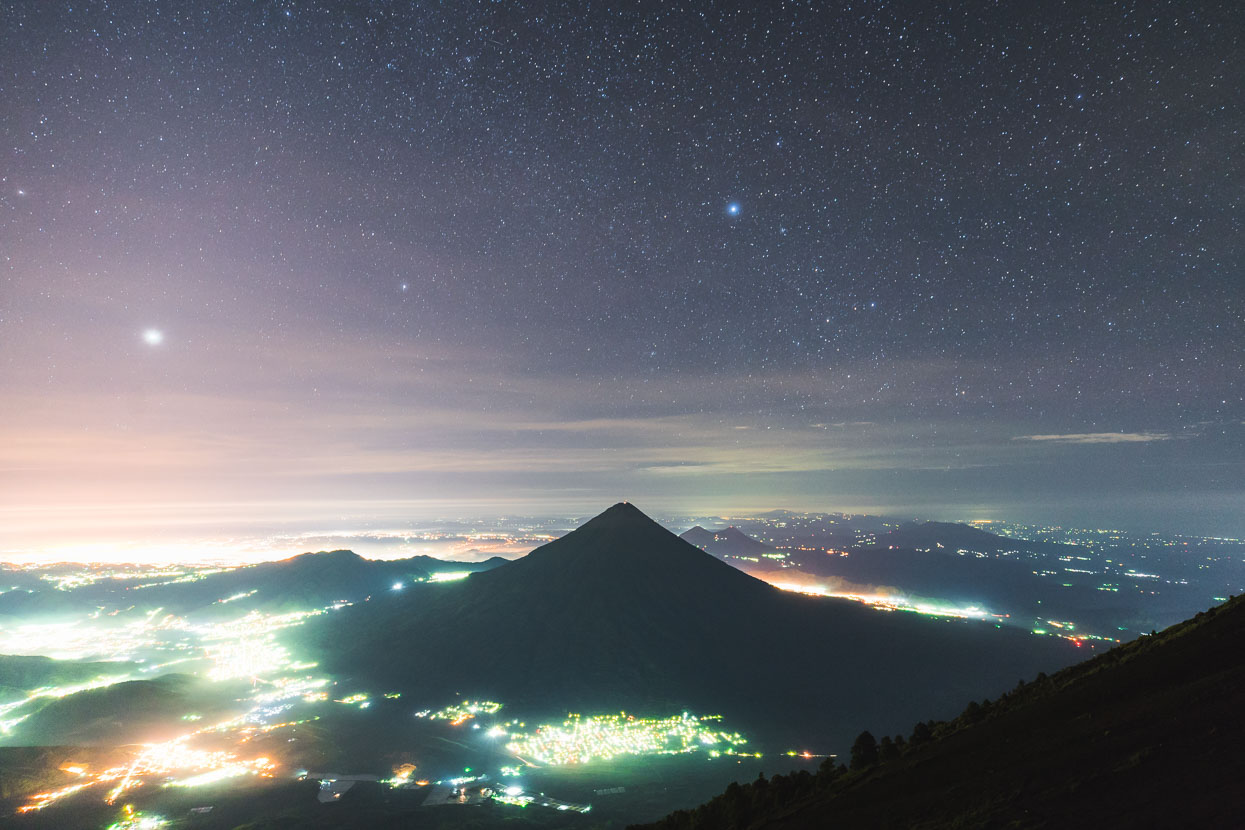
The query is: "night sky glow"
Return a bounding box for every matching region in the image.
[2,2,1242,555]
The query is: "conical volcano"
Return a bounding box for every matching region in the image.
[485,501,778,603]
[306,503,1089,746]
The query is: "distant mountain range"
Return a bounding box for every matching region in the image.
[640,592,1245,829]
[0,550,507,621]
[125,548,506,616]
[681,518,1169,634]
[303,503,1090,748]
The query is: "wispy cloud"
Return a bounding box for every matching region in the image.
[1013,432,1171,444]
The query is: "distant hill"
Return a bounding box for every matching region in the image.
[4,674,239,746]
[680,526,776,559]
[302,503,1091,749]
[135,549,415,610]
[0,655,134,699]
[397,554,510,574]
[639,593,1245,829]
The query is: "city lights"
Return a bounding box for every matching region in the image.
[5,592,347,815]
[419,700,503,725]
[503,712,750,765]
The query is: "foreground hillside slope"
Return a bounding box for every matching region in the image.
[639,593,1245,830]
[303,503,1088,748]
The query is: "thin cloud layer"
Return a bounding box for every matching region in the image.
[1014,433,1172,445]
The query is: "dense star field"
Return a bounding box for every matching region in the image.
[3,1,1242,550]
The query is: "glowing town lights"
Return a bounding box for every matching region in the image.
[428,571,471,582]
[250,676,329,704]
[17,783,92,813]
[218,590,257,604]
[204,637,292,680]
[164,760,273,788]
[419,700,503,725]
[106,804,170,830]
[385,763,417,787]
[100,738,279,804]
[504,712,750,766]
[770,583,998,622]
[7,599,347,816]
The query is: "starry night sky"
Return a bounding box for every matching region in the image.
[3,1,1242,553]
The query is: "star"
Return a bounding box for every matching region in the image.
[142,329,164,346]
[726,202,741,217]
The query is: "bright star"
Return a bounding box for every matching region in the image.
[142,329,164,346]
[726,202,741,216]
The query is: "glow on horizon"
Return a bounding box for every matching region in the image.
[0,493,919,566]
[0,526,532,566]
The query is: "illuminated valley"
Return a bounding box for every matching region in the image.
[2,508,1242,829]
[0,549,793,827]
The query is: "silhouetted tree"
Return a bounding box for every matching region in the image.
[910,720,933,745]
[817,755,844,784]
[850,730,878,770]
[878,735,899,762]
[722,780,749,828]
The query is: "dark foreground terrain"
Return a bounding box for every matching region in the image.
[639,593,1245,829]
